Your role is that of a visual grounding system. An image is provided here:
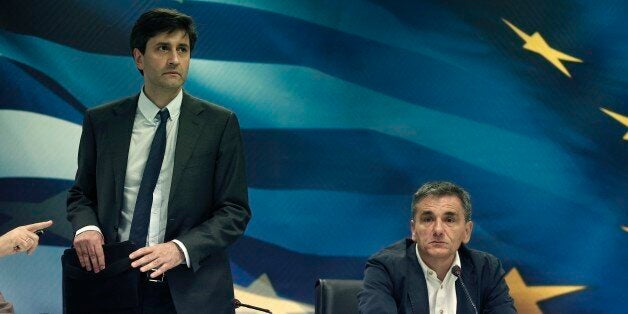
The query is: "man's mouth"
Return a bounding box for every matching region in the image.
[163,71,180,76]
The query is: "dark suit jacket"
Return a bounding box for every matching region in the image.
[67,92,251,314]
[358,239,516,314]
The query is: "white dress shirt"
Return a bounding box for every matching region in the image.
[416,244,460,314]
[76,88,190,267]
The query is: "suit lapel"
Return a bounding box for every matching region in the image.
[169,93,206,205]
[406,241,430,314]
[456,248,479,314]
[109,96,138,212]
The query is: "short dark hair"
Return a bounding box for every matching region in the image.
[130,8,197,55]
[411,181,472,222]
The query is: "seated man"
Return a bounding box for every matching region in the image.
[358,182,515,314]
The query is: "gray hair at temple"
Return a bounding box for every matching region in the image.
[411,181,472,222]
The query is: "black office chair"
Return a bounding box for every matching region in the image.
[315,279,363,314]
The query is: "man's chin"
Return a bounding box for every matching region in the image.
[158,81,185,90]
[428,242,449,248]
[424,247,452,257]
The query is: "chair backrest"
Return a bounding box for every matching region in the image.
[315,279,363,314]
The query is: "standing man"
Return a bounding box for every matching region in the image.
[67,8,251,313]
[358,181,515,314]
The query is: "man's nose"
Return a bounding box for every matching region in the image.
[432,219,444,235]
[168,51,180,66]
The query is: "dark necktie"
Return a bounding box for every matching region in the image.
[129,109,170,246]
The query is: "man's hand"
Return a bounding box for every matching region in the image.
[129,242,184,278]
[0,220,53,257]
[73,230,105,273]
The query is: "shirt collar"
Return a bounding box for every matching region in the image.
[138,87,183,124]
[415,242,461,282]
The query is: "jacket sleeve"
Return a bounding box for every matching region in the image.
[66,110,101,232]
[358,255,399,314]
[176,112,251,271]
[482,257,517,313]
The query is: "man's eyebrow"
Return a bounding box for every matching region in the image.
[151,41,189,47]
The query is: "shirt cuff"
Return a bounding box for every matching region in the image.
[171,239,191,268]
[75,225,102,236]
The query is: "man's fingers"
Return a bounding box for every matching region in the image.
[80,243,92,271]
[25,236,39,254]
[24,232,39,244]
[95,243,106,270]
[88,245,100,273]
[15,238,29,252]
[129,244,180,275]
[131,253,157,269]
[73,238,87,269]
[75,244,87,269]
[78,241,93,271]
[150,263,172,278]
[24,220,53,232]
[129,247,150,260]
[26,239,39,255]
[73,230,105,272]
[139,258,159,272]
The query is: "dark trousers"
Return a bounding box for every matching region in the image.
[140,275,177,314]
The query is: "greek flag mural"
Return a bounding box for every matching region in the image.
[0,0,626,313]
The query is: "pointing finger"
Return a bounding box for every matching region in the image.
[24,220,53,232]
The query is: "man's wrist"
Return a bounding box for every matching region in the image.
[171,241,185,262]
[170,239,191,267]
[75,225,102,237]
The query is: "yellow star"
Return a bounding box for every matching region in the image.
[600,108,628,140]
[234,274,314,314]
[505,268,585,313]
[503,19,582,78]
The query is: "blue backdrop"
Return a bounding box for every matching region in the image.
[0,0,626,313]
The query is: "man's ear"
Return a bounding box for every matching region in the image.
[463,221,473,244]
[133,48,144,71]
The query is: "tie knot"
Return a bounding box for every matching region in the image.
[158,109,170,122]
